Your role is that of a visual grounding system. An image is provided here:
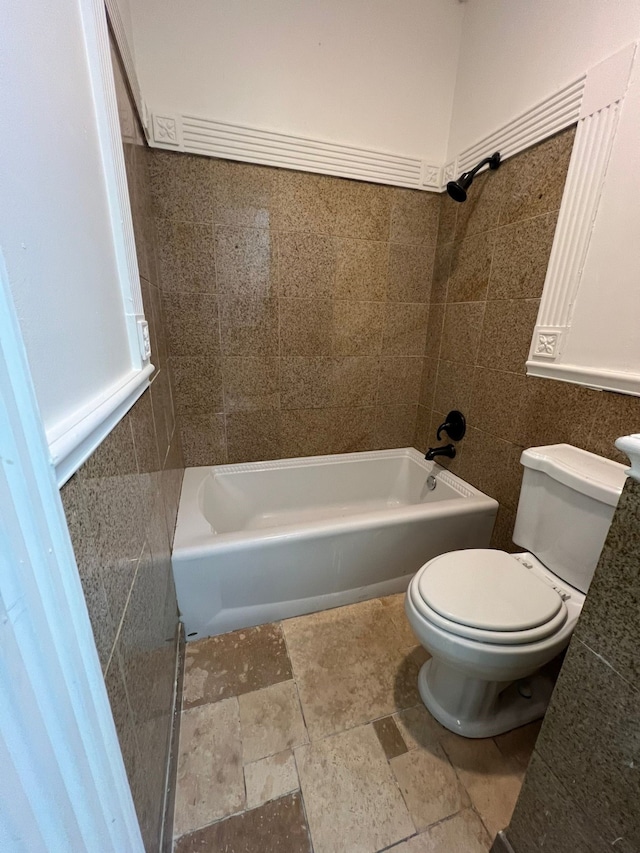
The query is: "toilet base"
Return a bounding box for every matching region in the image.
[418,659,555,738]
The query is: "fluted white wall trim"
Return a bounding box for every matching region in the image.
[150,113,439,190]
[455,76,585,177]
[527,43,636,385]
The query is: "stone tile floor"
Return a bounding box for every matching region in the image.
[173,594,540,852]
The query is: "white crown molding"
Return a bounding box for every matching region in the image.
[454,76,585,180]
[150,112,440,190]
[145,65,589,192]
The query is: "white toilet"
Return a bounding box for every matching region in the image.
[405,443,628,738]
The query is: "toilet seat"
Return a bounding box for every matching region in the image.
[410,549,568,646]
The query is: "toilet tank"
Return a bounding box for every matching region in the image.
[512,444,627,593]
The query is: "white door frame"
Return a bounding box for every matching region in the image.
[0,250,144,849]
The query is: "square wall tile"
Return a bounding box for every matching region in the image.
[280,357,333,409]
[330,406,376,453]
[433,359,475,414]
[280,409,333,458]
[454,166,506,240]
[489,212,558,300]
[211,159,276,229]
[226,410,281,463]
[468,366,526,442]
[279,232,336,298]
[374,404,418,449]
[334,238,388,301]
[148,150,214,222]
[280,298,332,356]
[583,392,640,465]
[499,126,576,226]
[215,226,277,299]
[332,301,384,356]
[222,356,280,412]
[437,192,458,245]
[179,412,226,467]
[515,376,598,448]
[439,302,485,365]
[377,357,422,405]
[534,639,640,851]
[390,188,440,247]
[156,220,216,293]
[507,751,607,853]
[164,293,219,358]
[219,296,278,356]
[382,303,429,356]
[419,358,438,409]
[431,242,453,304]
[446,232,494,303]
[333,179,391,241]
[274,170,338,234]
[424,302,444,362]
[331,357,379,407]
[170,355,223,413]
[576,478,640,686]
[387,243,434,303]
[476,299,539,373]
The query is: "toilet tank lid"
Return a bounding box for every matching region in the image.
[521,444,627,507]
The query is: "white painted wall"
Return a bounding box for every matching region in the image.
[2,0,130,428]
[129,0,464,162]
[448,0,640,156]
[1,0,149,481]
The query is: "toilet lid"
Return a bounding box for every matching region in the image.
[417,549,563,633]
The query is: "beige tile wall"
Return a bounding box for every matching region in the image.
[59,41,184,852]
[148,153,440,465]
[415,126,640,551]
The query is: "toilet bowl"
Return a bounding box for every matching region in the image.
[405,444,627,738]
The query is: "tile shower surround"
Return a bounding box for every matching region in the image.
[59,43,184,852]
[414,126,640,551]
[148,151,440,465]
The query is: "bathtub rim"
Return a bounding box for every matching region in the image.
[173,447,498,559]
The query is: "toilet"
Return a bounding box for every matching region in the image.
[405,443,628,738]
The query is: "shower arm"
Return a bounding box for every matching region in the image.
[459,155,498,184]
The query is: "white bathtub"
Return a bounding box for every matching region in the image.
[172,448,498,639]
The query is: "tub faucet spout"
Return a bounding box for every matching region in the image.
[425,444,456,461]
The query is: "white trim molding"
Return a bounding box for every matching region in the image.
[48,363,154,487]
[527,42,637,392]
[454,76,585,177]
[150,112,441,190]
